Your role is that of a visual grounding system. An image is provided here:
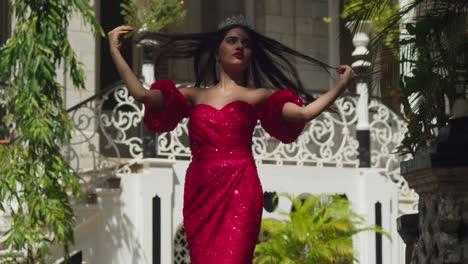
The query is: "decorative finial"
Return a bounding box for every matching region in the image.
[218,15,254,30]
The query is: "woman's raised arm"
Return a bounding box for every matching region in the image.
[108,26,163,109]
[282,65,356,122]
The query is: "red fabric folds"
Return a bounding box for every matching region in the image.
[143,80,190,133]
[142,82,306,263]
[258,88,306,143]
[184,100,262,263]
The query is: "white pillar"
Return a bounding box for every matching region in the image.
[348,22,372,168]
[142,63,155,86]
[137,39,159,88]
[138,159,176,264]
[356,82,370,130]
[351,31,371,131]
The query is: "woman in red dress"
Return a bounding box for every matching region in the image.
[108,16,355,263]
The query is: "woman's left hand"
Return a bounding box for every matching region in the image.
[336,65,356,86]
[283,65,357,122]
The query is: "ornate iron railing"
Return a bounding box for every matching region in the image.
[65,81,415,208]
[156,96,360,167]
[65,81,147,189]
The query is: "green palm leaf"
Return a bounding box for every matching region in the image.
[255,194,386,263]
[344,0,468,155]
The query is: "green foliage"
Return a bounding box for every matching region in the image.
[397,6,466,154]
[345,0,468,155]
[342,0,400,47]
[254,194,387,264]
[0,0,102,262]
[121,0,186,33]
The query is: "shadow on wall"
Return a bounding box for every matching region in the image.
[102,197,146,263]
[53,195,147,263]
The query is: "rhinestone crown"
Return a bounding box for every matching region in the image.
[218,15,254,30]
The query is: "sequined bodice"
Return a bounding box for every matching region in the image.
[143,80,306,263]
[188,101,257,157]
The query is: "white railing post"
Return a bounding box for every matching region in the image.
[138,39,158,86]
[137,39,159,158]
[349,23,372,168]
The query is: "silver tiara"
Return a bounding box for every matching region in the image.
[218,15,254,30]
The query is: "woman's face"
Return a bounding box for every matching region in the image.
[217,27,252,72]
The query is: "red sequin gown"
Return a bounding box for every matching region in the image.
[144,80,305,263]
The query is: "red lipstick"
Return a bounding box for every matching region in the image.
[233,52,243,59]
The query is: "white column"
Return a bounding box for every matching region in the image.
[142,64,155,86]
[351,31,371,131]
[356,169,370,264]
[139,159,176,264]
[137,39,159,88]
[356,82,370,130]
[350,28,371,130]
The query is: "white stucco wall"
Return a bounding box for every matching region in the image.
[63,1,99,108]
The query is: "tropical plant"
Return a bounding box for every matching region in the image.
[345,0,468,155]
[0,0,102,263]
[342,0,400,47]
[254,194,387,264]
[121,0,186,33]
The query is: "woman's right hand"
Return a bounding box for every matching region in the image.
[336,65,356,87]
[108,25,134,52]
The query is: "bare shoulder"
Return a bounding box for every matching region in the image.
[238,87,273,106]
[179,86,203,106]
[253,88,274,102]
[179,85,198,96]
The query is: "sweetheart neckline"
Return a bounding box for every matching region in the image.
[193,100,256,111]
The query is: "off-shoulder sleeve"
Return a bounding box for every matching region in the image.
[144,80,190,133]
[258,88,306,143]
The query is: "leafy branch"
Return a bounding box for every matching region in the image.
[0,0,102,262]
[121,0,186,33]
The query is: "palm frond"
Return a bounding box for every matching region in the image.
[344,0,468,154]
[255,193,387,263]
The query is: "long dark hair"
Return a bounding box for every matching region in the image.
[137,24,335,103]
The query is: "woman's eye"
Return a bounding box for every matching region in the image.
[225,36,250,48]
[226,37,237,44]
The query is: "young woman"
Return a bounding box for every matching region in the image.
[108,16,355,263]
